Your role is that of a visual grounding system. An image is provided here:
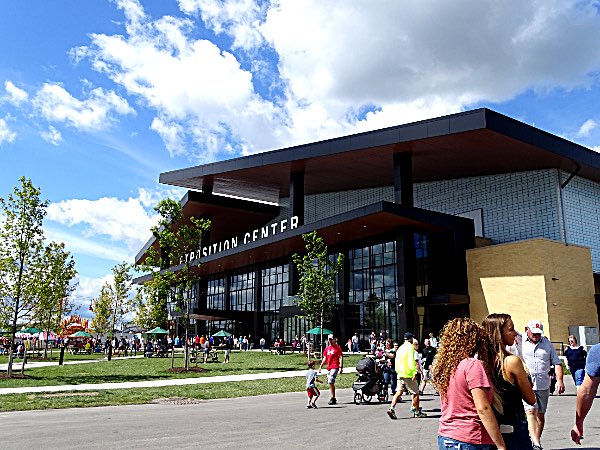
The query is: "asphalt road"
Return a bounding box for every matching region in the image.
[0,381,598,449]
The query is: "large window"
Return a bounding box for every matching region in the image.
[348,240,399,340]
[349,241,397,303]
[414,232,429,298]
[261,264,289,312]
[230,270,255,311]
[206,319,234,336]
[207,275,226,310]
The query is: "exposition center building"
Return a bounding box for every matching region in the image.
[135,108,600,347]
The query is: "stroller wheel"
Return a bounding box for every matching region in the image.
[363,394,373,403]
[354,392,362,405]
[378,389,389,403]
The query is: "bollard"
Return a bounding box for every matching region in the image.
[59,345,65,365]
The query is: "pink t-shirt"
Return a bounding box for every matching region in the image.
[323,344,343,370]
[438,358,493,445]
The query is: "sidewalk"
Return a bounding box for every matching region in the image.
[0,359,357,395]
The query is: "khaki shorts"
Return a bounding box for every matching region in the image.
[397,377,419,395]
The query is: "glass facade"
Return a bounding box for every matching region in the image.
[206,319,234,336]
[414,232,429,298]
[348,240,400,341]
[207,275,226,310]
[188,233,433,345]
[230,270,255,312]
[261,264,289,312]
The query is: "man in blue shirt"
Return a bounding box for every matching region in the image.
[571,343,600,444]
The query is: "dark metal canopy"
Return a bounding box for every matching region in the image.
[134,201,473,280]
[159,108,600,204]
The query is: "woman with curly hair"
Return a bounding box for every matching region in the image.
[482,313,536,450]
[433,317,506,450]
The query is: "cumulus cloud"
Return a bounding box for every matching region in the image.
[577,119,597,138]
[4,81,28,105]
[46,190,160,254]
[64,0,600,164]
[32,83,135,131]
[40,125,63,146]
[178,0,265,50]
[0,117,16,144]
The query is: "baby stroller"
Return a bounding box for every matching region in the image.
[352,355,388,404]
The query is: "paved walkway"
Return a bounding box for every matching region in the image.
[1,379,596,450]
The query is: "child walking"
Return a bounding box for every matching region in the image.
[306,360,322,408]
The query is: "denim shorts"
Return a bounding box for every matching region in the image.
[327,368,339,384]
[572,368,585,387]
[438,436,490,450]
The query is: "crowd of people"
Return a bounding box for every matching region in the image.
[309,316,599,450]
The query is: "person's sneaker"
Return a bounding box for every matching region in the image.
[387,408,397,420]
[306,404,313,409]
[312,403,318,409]
[328,398,337,405]
[413,410,428,418]
[532,445,543,450]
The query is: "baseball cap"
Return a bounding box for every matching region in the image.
[327,334,335,340]
[527,320,544,335]
[403,332,414,340]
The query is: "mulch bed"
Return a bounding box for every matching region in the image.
[167,367,206,373]
[0,373,30,379]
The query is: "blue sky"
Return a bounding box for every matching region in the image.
[1,0,600,315]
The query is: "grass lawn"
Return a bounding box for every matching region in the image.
[0,351,362,412]
[0,372,359,411]
[0,350,107,365]
[1,351,362,388]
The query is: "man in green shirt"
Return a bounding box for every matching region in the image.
[387,332,427,419]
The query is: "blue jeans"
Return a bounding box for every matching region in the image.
[383,369,397,394]
[438,436,490,450]
[572,368,585,387]
[501,419,532,450]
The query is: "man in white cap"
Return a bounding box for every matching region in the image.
[319,334,343,405]
[522,319,564,450]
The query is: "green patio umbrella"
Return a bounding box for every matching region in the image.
[69,330,92,338]
[146,326,169,335]
[212,330,232,337]
[306,326,333,336]
[20,326,42,334]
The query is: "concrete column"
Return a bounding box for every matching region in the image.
[396,228,417,335]
[394,153,414,206]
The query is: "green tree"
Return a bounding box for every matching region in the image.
[0,177,48,377]
[136,198,210,370]
[33,241,77,358]
[90,262,132,360]
[292,231,343,353]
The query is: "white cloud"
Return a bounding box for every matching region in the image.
[45,226,131,263]
[0,117,16,144]
[76,0,288,162]
[68,0,600,165]
[32,83,135,131]
[46,191,160,255]
[4,81,28,105]
[577,119,597,138]
[40,125,63,146]
[178,0,264,50]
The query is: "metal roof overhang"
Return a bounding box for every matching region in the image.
[134,201,473,284]
[159,109,600,203]
[135,190,279,265]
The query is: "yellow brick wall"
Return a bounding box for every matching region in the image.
[467,238,599,343]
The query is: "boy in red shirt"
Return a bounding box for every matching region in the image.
[319,334,344,405]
